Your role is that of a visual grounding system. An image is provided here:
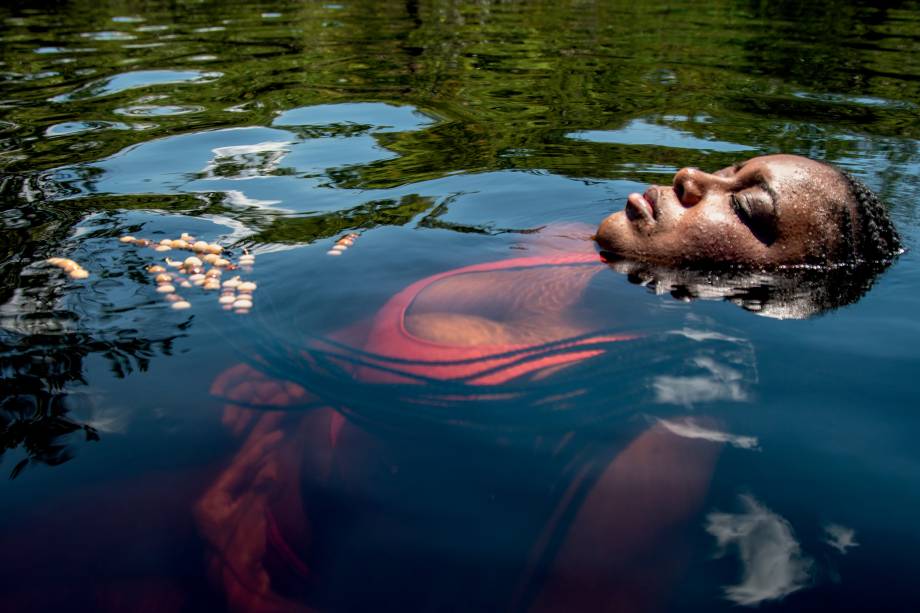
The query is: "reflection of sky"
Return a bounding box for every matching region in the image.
[42,103,630,229]
[792,91,916,110]
[823,523,859,554]
[273,102,436,133]
[707,495,813,606]
[650,328,756,407]
[45,120,136,137]
[51,69,221,102]
[200,141,292,180]
[568,118,756,152]
[657,418,759,449]
[653,357,748,405]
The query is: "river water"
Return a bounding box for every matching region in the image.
[1,1,919,612]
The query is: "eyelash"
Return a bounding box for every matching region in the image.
[730,193,753,220]
[730,191,778,245]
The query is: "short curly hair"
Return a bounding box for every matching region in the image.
[835,171,902,264]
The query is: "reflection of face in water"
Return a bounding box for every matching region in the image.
[605,258,892,319]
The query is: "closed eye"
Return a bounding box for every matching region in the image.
[730,189,778,245]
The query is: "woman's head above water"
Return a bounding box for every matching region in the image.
[595,154,901,268]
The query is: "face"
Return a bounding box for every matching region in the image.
[595,154,853,267]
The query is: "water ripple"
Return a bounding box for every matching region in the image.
[80,31,137,41]
[113,104,204,117]
[569,118,756,152]
[45,121,153,137]
[273,102,437,133]
[51,70,222,102]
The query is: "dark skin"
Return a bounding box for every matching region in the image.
[596,154,854,267]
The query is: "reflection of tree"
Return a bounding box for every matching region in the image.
[0,330,178,478]
[0,177,182,479]
[245,193,545,244]
[247,194,436,244]
[312,0,920,189]
[5,0,919,184]
[4,0,917,246]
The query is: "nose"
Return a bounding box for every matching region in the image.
[673,167,726,207]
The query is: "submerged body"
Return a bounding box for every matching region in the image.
[197,228,721,612]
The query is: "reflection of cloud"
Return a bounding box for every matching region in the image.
[221,190,281,208]
[823,523,859,554]
[84,407,131,434]
[706,495,812,606]
[657,418,759,450]
[200,141,291,180]
[671,328,743,343]
[653,327,757,406]
[653,356,748,406]
[66,392,132,434]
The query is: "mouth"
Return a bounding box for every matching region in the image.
[625,187,658,223]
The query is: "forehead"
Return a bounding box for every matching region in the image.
[722,154,840,186]
[716,155,844,199]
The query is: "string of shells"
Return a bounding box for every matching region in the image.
[46,257,90,279]
[119,232,257,313]
[326,233,360,256]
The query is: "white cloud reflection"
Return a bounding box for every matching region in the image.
[653,356,748,406]
[823,523,859,554]
[200,141,291,180]
[706,495,812,606]
[657,418,759,450]
[651,328,757,407]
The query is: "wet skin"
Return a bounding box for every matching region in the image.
[595,154,854,267]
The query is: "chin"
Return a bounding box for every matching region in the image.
[595,212,634,258]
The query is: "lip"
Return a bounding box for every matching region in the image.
[626,189,656,222]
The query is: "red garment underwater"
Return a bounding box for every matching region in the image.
[198,251,720,613]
